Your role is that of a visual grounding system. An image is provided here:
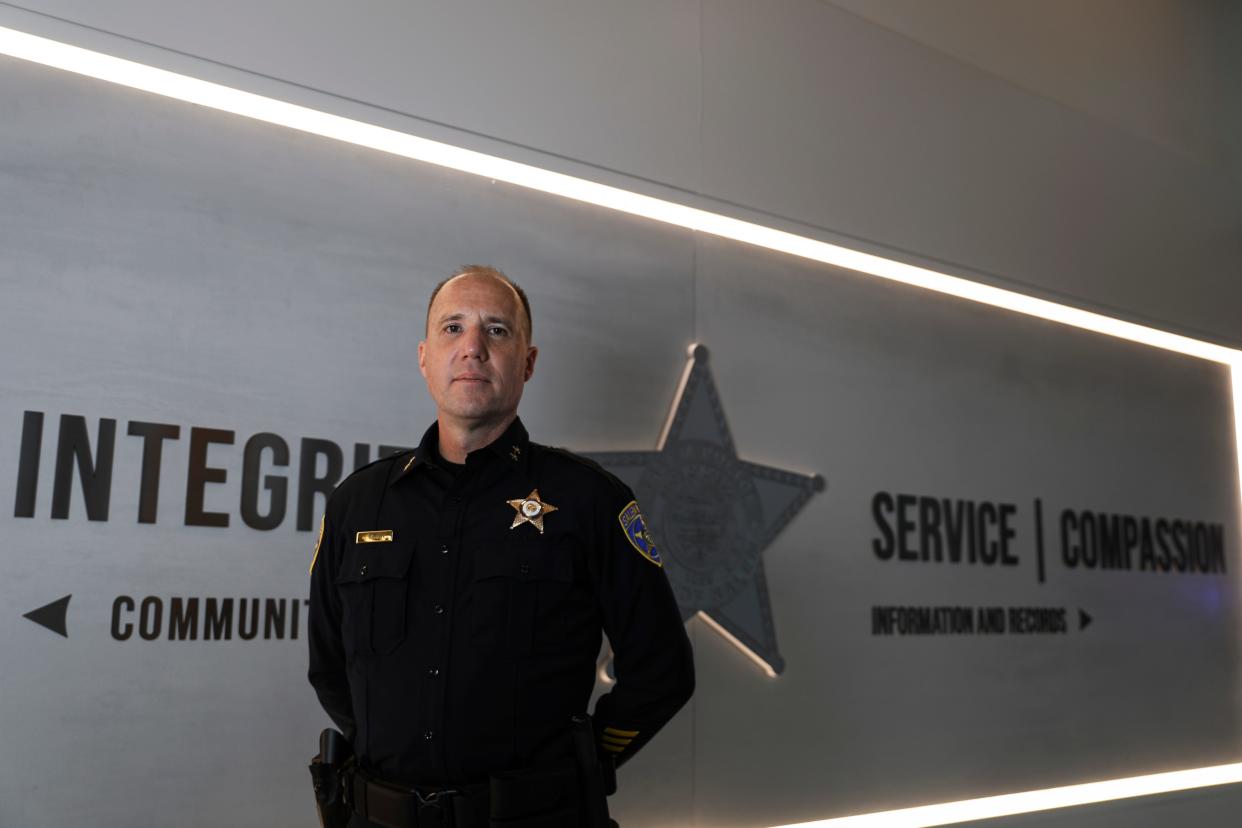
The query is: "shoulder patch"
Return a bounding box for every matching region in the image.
[308,514,325,575]
[618,500,662,567]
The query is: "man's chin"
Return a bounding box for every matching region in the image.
[439,401,515,424]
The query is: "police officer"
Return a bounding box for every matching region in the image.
[308,266,695,827]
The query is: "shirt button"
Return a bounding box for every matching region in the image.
[423,730,434,740]
[427,667,440,677]
[519,562,530,575]
[433,604,444,615]
[359,564,368,575]
[440,546,449,555]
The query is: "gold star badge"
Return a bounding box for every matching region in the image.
[507,489,558,534]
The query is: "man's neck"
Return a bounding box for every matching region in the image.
[436,414,516,464]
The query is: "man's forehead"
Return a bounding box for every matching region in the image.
[424,269,532,339]
[432,275,520,318]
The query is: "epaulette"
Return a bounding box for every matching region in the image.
[542,445,631,494]
[340,449,414,486]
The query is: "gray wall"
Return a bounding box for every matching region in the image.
[1,2,1240,827]
[2,0,1238,347]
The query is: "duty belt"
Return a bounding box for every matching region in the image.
[345,769,490,828]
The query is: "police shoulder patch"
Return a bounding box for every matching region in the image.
[308,514,325,575]
[618,500,662,567]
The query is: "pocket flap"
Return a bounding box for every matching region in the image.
[475,542,573,583]
[336,545,414,584]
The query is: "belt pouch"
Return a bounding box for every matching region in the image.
[488,763,578,827]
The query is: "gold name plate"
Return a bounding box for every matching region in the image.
[355,530,394,544]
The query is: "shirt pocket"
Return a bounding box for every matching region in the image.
[471,539,574,655]
[334,542,414,657]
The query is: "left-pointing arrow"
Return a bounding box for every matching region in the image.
[23,594,71,637]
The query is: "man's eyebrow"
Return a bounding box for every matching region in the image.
[434,312,515,326]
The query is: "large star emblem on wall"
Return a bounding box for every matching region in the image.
[588,344,824,676]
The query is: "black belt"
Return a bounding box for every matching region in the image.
[345,769,490,828]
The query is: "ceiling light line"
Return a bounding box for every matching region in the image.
[1,25,1238,369]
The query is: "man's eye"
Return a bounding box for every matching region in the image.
[444,323,462,333]
[488,326,508,336]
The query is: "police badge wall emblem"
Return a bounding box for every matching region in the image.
[588,344,824,676]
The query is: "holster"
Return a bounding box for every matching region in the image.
[311,720,618,828]
[310,728,354,828]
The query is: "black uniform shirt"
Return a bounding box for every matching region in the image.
[308,417,695,785]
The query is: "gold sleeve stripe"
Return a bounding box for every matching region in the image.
[600,743,626,753]
[603,727,639,738]
[601,734,632,746]
[308,515,325,575]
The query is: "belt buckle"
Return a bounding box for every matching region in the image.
[416,788,457,827]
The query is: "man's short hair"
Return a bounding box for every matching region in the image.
[425,265,533,341]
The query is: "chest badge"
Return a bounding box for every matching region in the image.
[507,489,558,534]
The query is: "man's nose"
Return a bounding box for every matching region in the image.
[461,326,488,359]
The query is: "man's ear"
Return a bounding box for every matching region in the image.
[524,345,538,381]
[418,340,428,380]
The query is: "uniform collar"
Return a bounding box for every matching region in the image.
[392,416,530,485]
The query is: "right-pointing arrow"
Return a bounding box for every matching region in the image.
[1079,608,1093,631]
[23,594,71,638]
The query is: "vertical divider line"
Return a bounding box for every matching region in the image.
[1035,497,1046,584]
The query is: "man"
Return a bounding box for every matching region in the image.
[308,265,695,827]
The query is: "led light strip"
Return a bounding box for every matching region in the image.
[770,761,1242,827]
[3,22,1242,827]
[695,610,779,678]
[1,25,1239,368]
[1234,365,1242,519]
